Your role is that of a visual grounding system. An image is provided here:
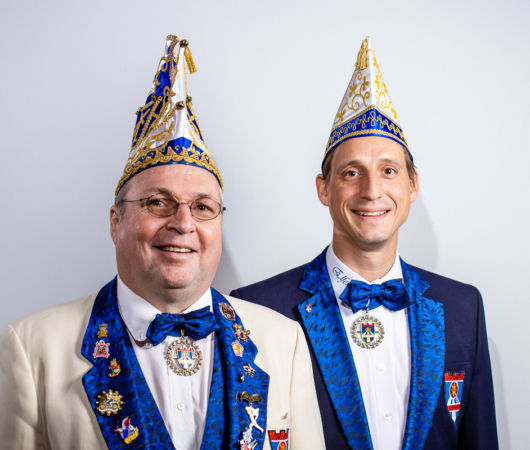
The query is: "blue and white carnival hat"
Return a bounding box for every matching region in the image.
[323,37,410,168]
[116,35,222,195]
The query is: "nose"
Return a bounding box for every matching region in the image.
[360,171,382,200]
[166,203,196,234]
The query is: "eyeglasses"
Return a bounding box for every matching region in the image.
[117,193,226,221]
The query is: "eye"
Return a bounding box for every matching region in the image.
[344,169,359,178]
[384,168,396,175]
[146,195,169,207]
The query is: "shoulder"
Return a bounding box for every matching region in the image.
[411,265,482,300]
[4,293,97,352]
[230,264,307,300]
[227,295,299,334]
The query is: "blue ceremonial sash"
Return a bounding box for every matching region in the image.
[298,249,373,449]
[297,248,444,450]
[400,260,445,449]
[81,279,270,449]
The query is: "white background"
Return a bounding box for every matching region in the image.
[1,0,528,447]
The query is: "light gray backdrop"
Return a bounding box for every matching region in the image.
[1,0,528,447]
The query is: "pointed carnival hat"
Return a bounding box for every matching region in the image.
[116,35,222,196]
[323,37,411,168]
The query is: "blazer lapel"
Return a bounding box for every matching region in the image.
[201,288,270,449]
[400,261,445,450]
[297,248,373,449]
[81,278,174,448]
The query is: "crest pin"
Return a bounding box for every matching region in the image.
[93,340,110,359]
[445,371,465,422]
[219,302,236,321]
[305,304,312,313]
[108,358,121,377]
[268,429,289,450]
[97,323,108,338]
[243,364,256,378]
[233,323,251,342]
[232,340,244,357]
[115,416,139,444]
[96,390,123,416]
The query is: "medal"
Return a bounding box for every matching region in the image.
[350,309,385,349]
[165,330,203,376]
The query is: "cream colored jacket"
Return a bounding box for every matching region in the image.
[0,292,324,449]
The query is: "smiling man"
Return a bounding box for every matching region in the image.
[0,36,324,449]
[231,37,498,449]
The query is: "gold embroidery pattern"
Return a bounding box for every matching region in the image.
[326,106,407,155]
[333,44,399,128]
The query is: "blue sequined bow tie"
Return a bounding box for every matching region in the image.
[146,306,218,346]
[339,279,409,313]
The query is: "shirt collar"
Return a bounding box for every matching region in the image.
[116,276,213,342]
[326,244,402,299]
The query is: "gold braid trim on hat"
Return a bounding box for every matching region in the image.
[115,144,223,196]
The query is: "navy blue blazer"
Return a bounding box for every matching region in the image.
[230,250,498,450]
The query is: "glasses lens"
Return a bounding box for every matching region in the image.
[190,198,222,220]
[145,195,177,217]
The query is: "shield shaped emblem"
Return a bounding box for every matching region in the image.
[445,371,465,422]
[177,346,194,369]
[361,323,376,343]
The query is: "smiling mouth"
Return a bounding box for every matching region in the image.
[158,246,193,253]
[353,210,388,217]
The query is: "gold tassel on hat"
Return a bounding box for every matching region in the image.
[355,36,369,70]
[179,40,197,74]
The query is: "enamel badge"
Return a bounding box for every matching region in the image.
[350,314,385,349]
[219,302,236,321]
[96,390,123,416]
[445,371,465,422]
[93,340,110,359]
[232,340,244,357]
[108,358,121,377]
[97,323,108,338]
[166,336,202,376]
[115,416,139,444]
[268,429,289,450]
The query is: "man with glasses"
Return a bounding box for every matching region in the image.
[0,36,324,449]
[231,38,497,449]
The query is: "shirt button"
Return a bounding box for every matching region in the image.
[177,402,185,411]
[384,413,392,422]
[377,363,386,372]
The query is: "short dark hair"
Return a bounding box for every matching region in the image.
[321,144,417,186]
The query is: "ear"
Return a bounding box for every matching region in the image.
[110,205,120,244]
[409,172,419,203]
[316,174,329,206]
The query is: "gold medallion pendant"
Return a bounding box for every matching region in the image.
[350,313,385,349]
[165,336,203,376]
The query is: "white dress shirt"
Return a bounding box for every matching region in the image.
[117,277,214,450]
[326,246,411,450]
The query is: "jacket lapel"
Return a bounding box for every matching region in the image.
[81,278,174,448]
[400,261,445,450]
[201,288,270,449]
[297,248,373,449]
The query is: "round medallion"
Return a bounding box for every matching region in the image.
[165,336,203,376]
[350,314,385,349]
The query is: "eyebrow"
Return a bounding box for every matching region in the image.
[338,157,404,170]
[144,188,218,201]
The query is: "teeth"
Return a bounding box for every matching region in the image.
[161,246,191,253]
[355,211,387,217]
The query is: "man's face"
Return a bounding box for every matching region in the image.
[110,164,223,304]
[316,136,418,252]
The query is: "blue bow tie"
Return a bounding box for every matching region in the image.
[339,279,409,313]
[146,306,218,346]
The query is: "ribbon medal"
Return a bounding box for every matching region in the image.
[166,330,203,376]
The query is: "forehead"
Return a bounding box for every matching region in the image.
[125,164,222,200]
[332,136,407,168]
